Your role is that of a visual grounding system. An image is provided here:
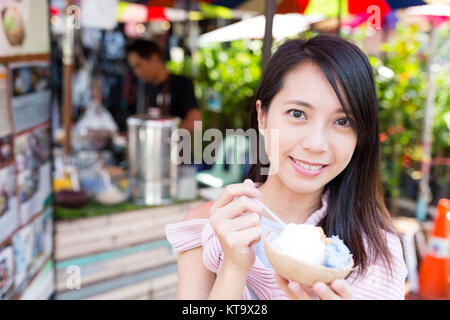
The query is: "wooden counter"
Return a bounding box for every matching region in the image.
[54,199,205,300]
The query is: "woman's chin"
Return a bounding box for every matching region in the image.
[281,176,327,195]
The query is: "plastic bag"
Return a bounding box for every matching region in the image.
[72,100,118,150]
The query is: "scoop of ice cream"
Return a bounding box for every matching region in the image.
[271,224,326,266]
[324,236,352,269]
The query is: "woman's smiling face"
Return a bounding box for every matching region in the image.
[257,62,358,194]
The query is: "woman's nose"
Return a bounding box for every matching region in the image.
[300,124,329,153]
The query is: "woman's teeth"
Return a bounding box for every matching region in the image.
[291,157,325,171]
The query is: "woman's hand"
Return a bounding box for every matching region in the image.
[209,179,263,274]
[274,272,353,300]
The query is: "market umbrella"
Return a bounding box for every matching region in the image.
[403,3,450,221]
[126,1,395,75]
[197,13,323,44]
[189,0,390,70]
[194,0,387,67]
[192,0,391,69]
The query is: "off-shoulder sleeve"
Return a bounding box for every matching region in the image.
[165,219,209,254]
[347,231,408,300]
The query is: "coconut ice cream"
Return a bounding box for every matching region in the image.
[271,224,327,266]
[264,224,354,286]
[324,235,352,269]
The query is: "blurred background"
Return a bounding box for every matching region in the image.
[0,0,448,300]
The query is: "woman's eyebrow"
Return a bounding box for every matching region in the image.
[284,99,313,108]
[284,99,346,114]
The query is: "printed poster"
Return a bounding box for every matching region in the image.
[9,61,51,133]
[0,245,15,299]
[0,165,19,244]
[14,126,51,225]
[12,208,53,296]
[0,65,13,168]
[0,0,50,57]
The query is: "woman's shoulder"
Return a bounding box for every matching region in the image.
[184,200,215,221]
[165,200,215,254]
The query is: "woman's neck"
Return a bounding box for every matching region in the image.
[258,175,324,224]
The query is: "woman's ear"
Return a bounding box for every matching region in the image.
[256,100,266,134]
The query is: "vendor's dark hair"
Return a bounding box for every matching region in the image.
[246,34,397,279]
[125,39,162,60]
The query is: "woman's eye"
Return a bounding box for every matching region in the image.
[287,109,305,119]
[335,118,351,127]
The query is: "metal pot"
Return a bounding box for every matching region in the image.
[127,114,179,205]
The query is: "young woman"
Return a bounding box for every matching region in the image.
[165,34,407,300]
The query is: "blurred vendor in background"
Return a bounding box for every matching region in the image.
[126,39,202,134]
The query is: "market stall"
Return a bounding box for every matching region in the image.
[48,0,244,299]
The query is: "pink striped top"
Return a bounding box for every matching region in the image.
[165,190,408,300]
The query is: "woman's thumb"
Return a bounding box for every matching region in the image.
[243,178,255,187]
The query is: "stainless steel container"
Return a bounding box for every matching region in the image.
[127,114,179,205]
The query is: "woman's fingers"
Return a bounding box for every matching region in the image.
[275,278,352,300]
[228,212,261,231]
[312,281,342,300]
[232,226,262,247]
[214,195,263,221]
[212,180,261,209]
[330,279,353,300]
[274,273,297,300]
[213,212,260,239]
[311,280,353,300]
[274,272,314,300]
[229,196,263,218]
[242,178,255,187]
[288,282,315,300]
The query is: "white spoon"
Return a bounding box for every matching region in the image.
[253,198,286,227]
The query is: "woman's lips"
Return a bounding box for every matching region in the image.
[288,156,328,177]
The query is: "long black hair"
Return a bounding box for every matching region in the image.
[246,34,396,278]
